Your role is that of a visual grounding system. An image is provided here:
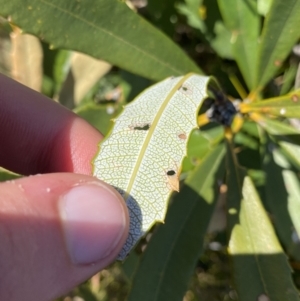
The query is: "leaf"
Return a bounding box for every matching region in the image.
[10,27,43,92]
[177,0,206,34]
[257,0,273,16]
[58,52,111,109]
[182,126,224,172]
[280,62,299,95]
[226,144,300,301]
[240,90,300,118]
[295,62,300,90]
[279,141,300,171]
[0,0,201,81]
[127,144,226,301]
[210,21,233,59]
[177,0,232,59]
[249,113,300,169]
[0,167,20,181]
[255,0,300,90]
[250,113,299,135]
[263,144,300,260]
[0,20,43,91]
[93,73,217,259]
[0,18,12,77]
[217,0,260,90]
[122,250,140,282]
[147,0,177,37]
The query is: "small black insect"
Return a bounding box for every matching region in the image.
[205,85,237,126]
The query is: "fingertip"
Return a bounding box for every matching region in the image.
[0,173,129,301]
[59,182,127,264]
[0,73,103,175]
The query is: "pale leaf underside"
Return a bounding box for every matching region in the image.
[93,73,212,259]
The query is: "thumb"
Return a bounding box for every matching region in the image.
[0,173,129,301]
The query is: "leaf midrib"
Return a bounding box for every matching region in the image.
[125,73,194,197]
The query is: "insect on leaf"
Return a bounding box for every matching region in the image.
[93,73,218,259]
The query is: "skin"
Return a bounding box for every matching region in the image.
[0,74,129,301]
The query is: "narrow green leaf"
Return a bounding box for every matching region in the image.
[234,131,259,150]
[250,114,300,169]
[251,114,299,135]
[226,144,300,301]
[280,63,299,95]
[177,0,232,59]
[147,0,177,37]
[249,114,300,168]
[0,167,21,181]
[257,0,272,16]
[177,0,206,35]
[218,0,260,90]
[255,0,300,90]
[0,18,12,77]
[241,90,300,118]
[0,0,201,81]
[263,143,300,260]
[279,141,300,171]
[122,251,140,282]
[127,144,226,301]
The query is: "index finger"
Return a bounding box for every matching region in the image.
[0,73,103,175]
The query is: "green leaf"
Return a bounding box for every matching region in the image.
[122,250,140,282]
[177,0,232,59]
[263,144,300,260]
[241,90,300,118]
[218,0,260,90]
[279,141,300,171]
[177,0,206,34]
[0,18,12,77]
[127,144,226,301]
[209,21,232,59]
[74,102,121,136]
[251,113,299,135]
[0,167,21,181]
[255,0,300,90]
[93,74,218,259]
[58,52,111,109]
[0,0,201,81]
[280,62,299,95]
[257,0,273,16]
[250,114,300,169]
[182,126,224,172]
[226,144,300,301]
[147,0,177,37]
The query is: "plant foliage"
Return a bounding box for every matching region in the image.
[1,0,300,300]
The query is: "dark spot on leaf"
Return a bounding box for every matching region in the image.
[167,170,176,176]
[131,123,151,130]
[178,85,188,91]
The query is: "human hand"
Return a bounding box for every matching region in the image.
[0,74,129,301]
